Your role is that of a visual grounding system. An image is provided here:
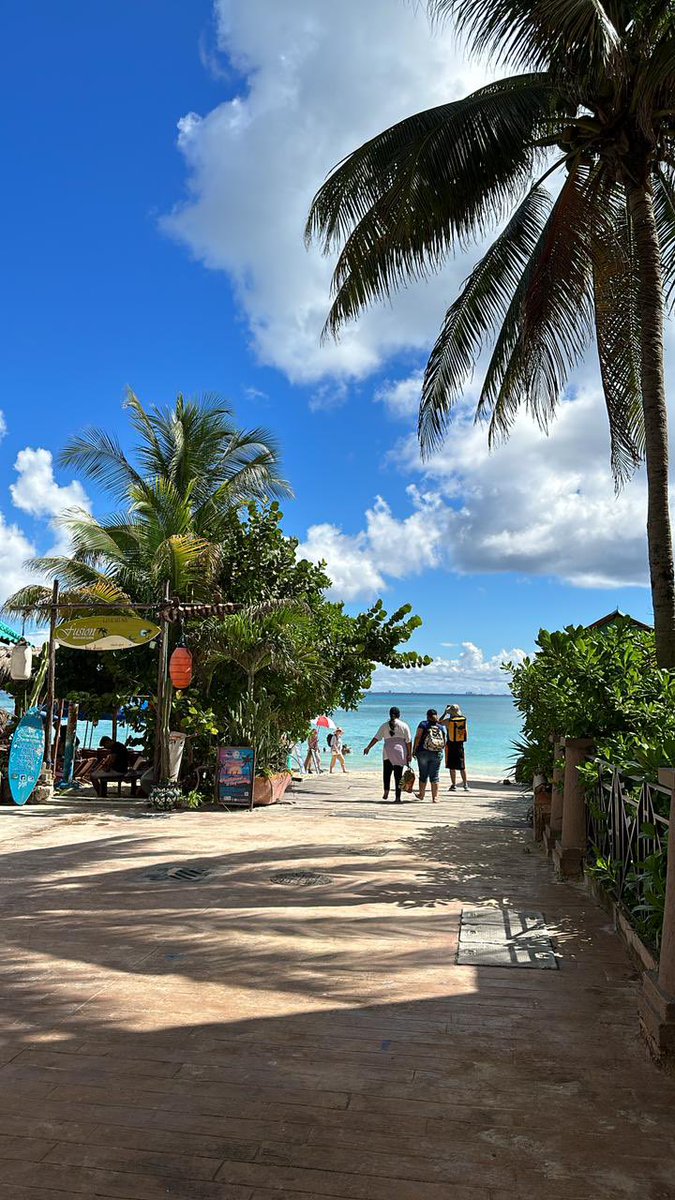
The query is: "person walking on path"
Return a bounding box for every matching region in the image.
[304,727,322,774]
[329,727,348,774]
[363,706,412,802]
[412,708,446,803]
[441,703,470,792]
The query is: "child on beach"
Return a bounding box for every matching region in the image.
[304,728,321,774]
[329,727,348,774]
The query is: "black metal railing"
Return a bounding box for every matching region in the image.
[587,760,670,910]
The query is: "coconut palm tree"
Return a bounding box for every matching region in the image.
[4,391,291,615]
[61,390,291,542]
[306,0,675,666]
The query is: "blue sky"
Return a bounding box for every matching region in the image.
[0,1,657,691]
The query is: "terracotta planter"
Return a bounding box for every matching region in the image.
[253,771,292,807]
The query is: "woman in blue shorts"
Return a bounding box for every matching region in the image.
[412,709,446,803]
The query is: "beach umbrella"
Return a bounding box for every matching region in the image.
[311,715,336,730]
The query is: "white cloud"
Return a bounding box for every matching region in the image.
[399,387,651,589]
[0,445,91,609]
[163,0,490,383]
[375,373,425,420]
[297,487,453,600]
[298,387,654,599]
[11,448,89,521]
[297,522,386,601]
[0,513,37,603]
[0,411,7,441]
[372,642,527,695]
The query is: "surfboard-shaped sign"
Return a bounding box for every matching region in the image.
[8,708,45,805]
[54,614,161,651]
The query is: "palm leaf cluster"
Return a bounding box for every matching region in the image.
[307,0,675,484]
[5,391,291,617]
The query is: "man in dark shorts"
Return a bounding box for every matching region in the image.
[441,704,470,792]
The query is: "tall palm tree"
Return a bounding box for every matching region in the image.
[5,391,291,614]
[306,0,675,666]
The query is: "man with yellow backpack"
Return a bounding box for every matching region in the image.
[441,703,470,792]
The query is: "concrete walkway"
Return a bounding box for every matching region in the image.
[0,773,673,1199]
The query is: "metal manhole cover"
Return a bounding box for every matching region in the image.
[270,870,334,887]
[145,864,211,882]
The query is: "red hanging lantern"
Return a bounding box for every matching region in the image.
[169,645,193,689]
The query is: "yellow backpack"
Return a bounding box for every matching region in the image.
[447,717,468,743]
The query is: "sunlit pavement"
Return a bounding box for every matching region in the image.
[0,771,672,1198]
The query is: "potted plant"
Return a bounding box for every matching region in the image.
[227,695,291,807]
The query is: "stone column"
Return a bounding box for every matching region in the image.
[639,767,675,1065]
[552,737,594,879]
[544,737,565,856]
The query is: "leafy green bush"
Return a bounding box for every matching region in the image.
[507,619,673,949]
[506,620,675,782]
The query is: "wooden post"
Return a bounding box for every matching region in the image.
[62,699,80,786]
[544,736,565,855]
[43,579,59,771]
[639,768,675,1063]
[552,737,594,879]
[52,699,65,772]
[154,581,171,785]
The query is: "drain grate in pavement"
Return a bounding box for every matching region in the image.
[270,870,334,887]
[144,864,211,882]
[457,907,558,970]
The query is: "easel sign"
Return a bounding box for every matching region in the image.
[216,746,255,809]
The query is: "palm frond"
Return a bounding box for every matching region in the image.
[477,165,596,443]
[429,0,624,77]
[592,191,645,485]
[418,182,553,454]
[306,75,557,335]
[654,166,675,307]
[3,580,131,623]
[59,429,145,503]
[123,389,170,480]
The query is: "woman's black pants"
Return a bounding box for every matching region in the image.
[383,761,403,797]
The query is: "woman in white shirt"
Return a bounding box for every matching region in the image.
[363,707,412,802]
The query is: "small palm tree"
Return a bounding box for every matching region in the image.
[5,391,291,613]
[62,391,291,543]
[307,1,675,666]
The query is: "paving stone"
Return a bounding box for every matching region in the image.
[0,772,673,1199]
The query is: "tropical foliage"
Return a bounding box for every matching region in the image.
[6,390,290,610]
[507,618,674,950]
[3,404,431,785]
[307,0,675,665]
[507,619,675,777]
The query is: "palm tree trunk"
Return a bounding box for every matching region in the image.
[627,183,675,668]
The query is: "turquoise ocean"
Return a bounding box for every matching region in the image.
[323,693,521,778]
[2,691,522,779]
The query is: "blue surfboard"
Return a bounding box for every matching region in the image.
[8,708,45,805]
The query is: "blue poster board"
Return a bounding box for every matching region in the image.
[8,708,45,806]
[217,746,255,809]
